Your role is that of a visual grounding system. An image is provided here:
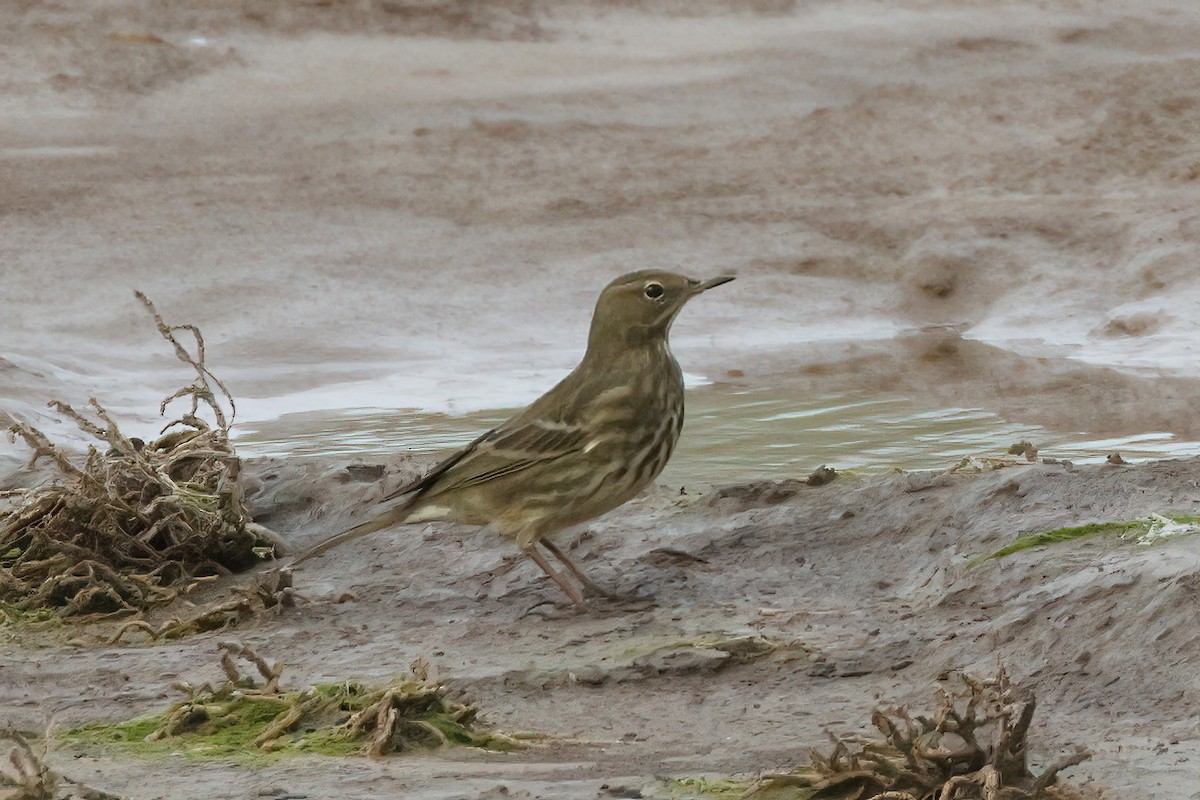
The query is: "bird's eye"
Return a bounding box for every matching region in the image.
[644,283,664,299]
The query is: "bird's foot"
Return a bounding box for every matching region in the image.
[582,585,656,611]
[580,582,623,601]
[582,583,647,599]
[519,597,587,619]
[518,588,652,617]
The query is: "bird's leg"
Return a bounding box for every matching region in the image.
[538,539,622,601]
[521,544,586,606]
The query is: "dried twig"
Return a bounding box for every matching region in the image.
[751,667,1092,800]
[134,291,236,431]
[1,726,124,800]
[124,644,509,757]
[0,294,280,617]
[217,641,283,692]
[1030,749,1093,795]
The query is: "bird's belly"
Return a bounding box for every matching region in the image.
[420,376,684,542]
[487,430,677,539]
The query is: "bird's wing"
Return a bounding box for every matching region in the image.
[383,416,588,502]
[292,419,586,567]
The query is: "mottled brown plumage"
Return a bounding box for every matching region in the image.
[293,269,734,605]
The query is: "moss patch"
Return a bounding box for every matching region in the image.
[975,514,1200,564]
[67,690,357,763]
[649,776,812,800]
[652,776,759,799]
[0,604,69,648]
[0,605,60,626]
[70,694,272,763]
[62,643,516,763]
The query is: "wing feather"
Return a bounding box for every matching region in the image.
[383,417,588,502]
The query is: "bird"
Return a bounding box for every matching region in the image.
[291,269,735,605]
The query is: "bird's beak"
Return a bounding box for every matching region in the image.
[691,275,735,293]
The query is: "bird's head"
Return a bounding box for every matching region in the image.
[586,269,734,354]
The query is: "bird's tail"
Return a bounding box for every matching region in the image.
[290,501,414,567]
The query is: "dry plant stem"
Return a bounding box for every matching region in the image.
[217,641,282,691]
[370,707,400,757]
[255,692,322,749]
[1029,750,1093,795]
[752,667,1092,800]
[108,570,300,644]
[107,597,255,644]
[0,292,279,617]
[6,426,81,476]
[108,620,165,644]
[346,689,397,735]
[1,729,55,800]
[131,644,499,758]
[2,727,124,800]
[134,291,236,430]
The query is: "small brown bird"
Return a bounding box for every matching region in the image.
[292,270,734,605]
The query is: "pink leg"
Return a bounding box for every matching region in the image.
[522,544,586,606]
[539,539,621,600]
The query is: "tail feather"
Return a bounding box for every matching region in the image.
[290,503,413,567]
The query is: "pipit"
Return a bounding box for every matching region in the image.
[292,269,734,605]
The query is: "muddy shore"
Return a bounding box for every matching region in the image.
[4,453,1200,798]
[3,1,1200,798]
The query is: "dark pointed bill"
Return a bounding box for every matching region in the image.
[691,275,736,293]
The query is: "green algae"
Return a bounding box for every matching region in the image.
[650,776,815,800]
[64,682,509,763]
[66,696,298,764]
[63,647,516,763]
[0,604,60,626]
[974,513,1200,564]
[653,777,757,799]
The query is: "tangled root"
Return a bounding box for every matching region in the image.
[0,293,281,617]
[752,667,1093,800]
[107,568,303,644]
[1,727,123,800]
[128,644,514,756]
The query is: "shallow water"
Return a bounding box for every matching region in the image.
[233,386,1200,487]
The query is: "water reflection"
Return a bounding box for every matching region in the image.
[233,386,1200,487]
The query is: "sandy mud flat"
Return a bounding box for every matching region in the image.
[2,1,1200,798]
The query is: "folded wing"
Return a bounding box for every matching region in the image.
[384,417,588,502]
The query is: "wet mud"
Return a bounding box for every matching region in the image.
[3,1,1200,798]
